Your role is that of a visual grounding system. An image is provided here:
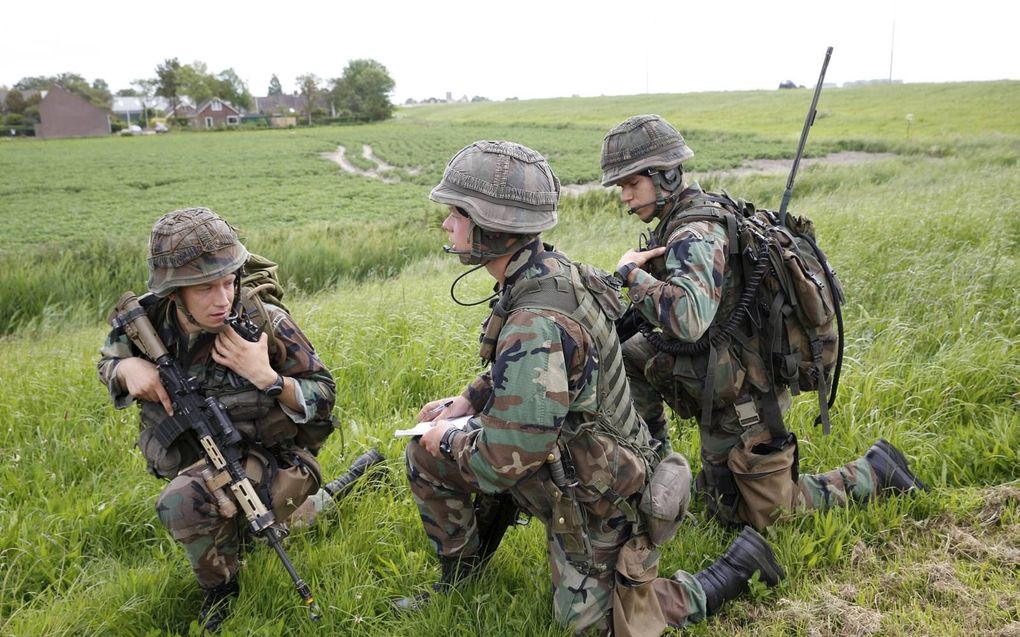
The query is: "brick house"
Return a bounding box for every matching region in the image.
[35,85,111,139]
[192,98,241,129]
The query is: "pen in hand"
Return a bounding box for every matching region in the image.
[427,400,454,420]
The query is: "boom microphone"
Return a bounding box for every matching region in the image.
[627,200,658,215]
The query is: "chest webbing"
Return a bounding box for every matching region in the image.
[500,255,640,443]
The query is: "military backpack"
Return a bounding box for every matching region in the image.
[641,191,845,434]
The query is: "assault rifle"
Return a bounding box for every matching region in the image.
[109,291,372,622]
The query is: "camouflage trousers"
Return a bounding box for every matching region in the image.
[623,333,877,529]
[406,439,707,635]
[155,450,319,589]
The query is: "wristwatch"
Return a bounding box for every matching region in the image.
[262,373,285,397]
[614,262,639,287]
[439,427,460,461]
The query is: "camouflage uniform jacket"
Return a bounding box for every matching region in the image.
[97,297,336,478]
[626,183,780,420]
[627,183,733,342]
[452,240,649,523]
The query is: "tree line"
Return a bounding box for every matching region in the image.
[2,58,395,128]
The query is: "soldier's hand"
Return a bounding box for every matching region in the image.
[418,395,471,423]
[212,328,276,389]
[420,421,453,458]
[117,357,173,415]
[616,246,667,273]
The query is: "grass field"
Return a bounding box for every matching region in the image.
[0,81,1018,636]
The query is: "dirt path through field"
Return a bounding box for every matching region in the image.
[322,144,419,182]
[561,151,898,196]
[324,147,897,194]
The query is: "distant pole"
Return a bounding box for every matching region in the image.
[888,0,897,83]
[888,18,896,83]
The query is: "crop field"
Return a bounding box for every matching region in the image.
[0,81,1018,636]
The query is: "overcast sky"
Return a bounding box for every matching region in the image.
[4,0,1017,103]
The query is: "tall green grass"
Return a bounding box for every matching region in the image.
[1,83,1017,635]
[0,215,442,335]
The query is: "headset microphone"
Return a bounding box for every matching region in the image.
[627,200,658,215]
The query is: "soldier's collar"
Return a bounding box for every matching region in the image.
[501,238,546,288]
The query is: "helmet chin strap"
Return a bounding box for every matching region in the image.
[448,263,499,307]
[627,168,684,217]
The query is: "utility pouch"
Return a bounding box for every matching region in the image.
[728,430,798,530]
[244,447,321,522]
[550,489,593,569]
[637,452,692,547]
[612,534,667,637]
[695,450,741,526]
[575,262,625,321]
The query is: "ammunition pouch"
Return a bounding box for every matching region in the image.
[727,430,799,530]
[636,451,692,547]
[242,446,321,521]
[217,389,298,448]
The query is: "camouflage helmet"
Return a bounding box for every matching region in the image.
[147,207,249,297]
[430,140,560,234]
[600,114,694,186]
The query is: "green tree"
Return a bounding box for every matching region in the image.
[91,79,112,107]
[14,73,112,108]
[176,62,217,105]
[216,68,252,110]
[155,58,182,113]
[5,89,26,115]
[267,74,283,96]
[330,58,395,122]
[296,73,321,126]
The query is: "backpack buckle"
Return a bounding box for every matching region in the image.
[734,397,760,428]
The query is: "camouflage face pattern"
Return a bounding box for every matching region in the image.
[147,207,250,297]
[600,115,694,187]
[431,141,560,235]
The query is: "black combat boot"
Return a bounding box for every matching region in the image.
[692,526,785,615]
[199,578,239,633]
[865,438,929,493]
[392,554,481,612]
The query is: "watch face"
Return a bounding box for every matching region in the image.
[265,375,284,397]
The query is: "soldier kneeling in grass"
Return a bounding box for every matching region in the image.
[399,141,786,636]
[98,207,340,631]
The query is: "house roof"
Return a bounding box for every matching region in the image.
[195,98,240,115]
[251,94,306,115]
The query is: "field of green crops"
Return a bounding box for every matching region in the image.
[1,81,1018,636]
